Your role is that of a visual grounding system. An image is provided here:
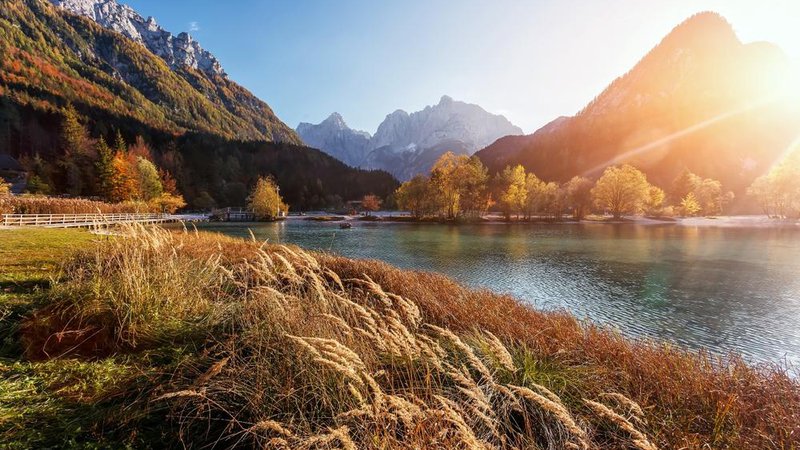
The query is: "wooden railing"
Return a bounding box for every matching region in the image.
[1,213,168,227]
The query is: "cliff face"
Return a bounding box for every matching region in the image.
[50,0,225,76]
[297,113,372,167]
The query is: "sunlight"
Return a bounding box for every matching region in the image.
[581,96,776,177]
[766,133,800,173]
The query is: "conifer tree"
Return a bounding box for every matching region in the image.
[61,103,90,156]
[95,136,114,199]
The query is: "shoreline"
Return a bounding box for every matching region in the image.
[281,214,800,229]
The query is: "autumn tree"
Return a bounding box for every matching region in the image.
[135,157,163,201]
[643,185,666,216]
[748,151,800,218]
[694,178,733,216]
[591,164,651,219]
[0,180,10,196]
[670,169,732,216]
[248,176,288,220]
[499,165,527,219]
[541,182,565,219]
[429,152,487,219]
[395,153,489,220]
[522,173,545,219]
[150,193,187,214]
[159,169,179,195]
[565,176,593,220]
[670,169,701,204]
[680,192,701,216]
[109,151,137,202]
[457,156,490,218]
[395,175,436,218]
[361,194,381,216]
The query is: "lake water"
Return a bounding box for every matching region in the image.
[177,220,800,368]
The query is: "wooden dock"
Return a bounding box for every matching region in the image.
[0,213,176,228]
[211,208,256,222]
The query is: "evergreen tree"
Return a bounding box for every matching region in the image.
[61,103,90,156]
[114,130,127,155]
[95,136,114,199]
[59,103,94,196]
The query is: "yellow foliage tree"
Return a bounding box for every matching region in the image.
[248,176,288,220]
[499,165,527,219]
[149,193,187,214]
[680,192,701,216]
[591,165,651,219]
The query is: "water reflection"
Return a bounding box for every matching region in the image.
[178,221,800,366]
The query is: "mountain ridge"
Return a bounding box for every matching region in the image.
[475,11,800,207]
[1,0,300,143]
[49,0,225,77]
[297,95,523,179]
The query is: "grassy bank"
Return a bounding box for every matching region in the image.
[1,227,798,448]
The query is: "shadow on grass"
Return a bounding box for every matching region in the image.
[0,279,52,358]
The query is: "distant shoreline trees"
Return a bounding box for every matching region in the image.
[747,151,800,219]
[394,152,735,221]
[361,194,381,216]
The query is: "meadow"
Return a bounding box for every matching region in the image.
[0,226,797,449]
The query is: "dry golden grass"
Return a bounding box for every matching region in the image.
[20,225,800,449]
[0,195,152,216]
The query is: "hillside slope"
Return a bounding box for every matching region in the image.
[476,12,800,203]
[0,0,300,142]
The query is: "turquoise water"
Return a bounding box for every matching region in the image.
[177,220,800,368]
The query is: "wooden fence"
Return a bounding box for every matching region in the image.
[1,213,170,228]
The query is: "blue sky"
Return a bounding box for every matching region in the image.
[123,0,799,134]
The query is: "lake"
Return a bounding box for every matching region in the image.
[176,219,800,368]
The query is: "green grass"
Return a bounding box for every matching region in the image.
[0,229,96,355]
[0,229,155,448]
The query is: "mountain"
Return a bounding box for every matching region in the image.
[0,0,300,142]
[298,95,523,180]
[296,113,371,167]
[0,0,398,208]
[475,12,800,205]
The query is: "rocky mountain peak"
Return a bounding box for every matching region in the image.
[299,96,523,180]
[49,0,226,77]
[323,112,347,128]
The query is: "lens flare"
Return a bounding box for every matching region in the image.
[581,96,778,177]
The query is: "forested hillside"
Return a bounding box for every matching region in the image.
[0,0,300,142]
[1,100,397,209]
[0,0,397,208]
